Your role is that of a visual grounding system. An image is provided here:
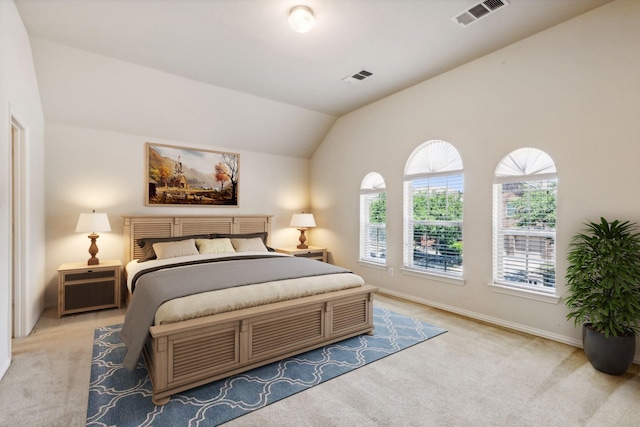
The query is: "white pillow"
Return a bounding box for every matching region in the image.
[195,238,236,254]
[231,237,268,252]
[152,239,199,260]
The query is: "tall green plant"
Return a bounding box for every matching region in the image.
[565,218,640,337]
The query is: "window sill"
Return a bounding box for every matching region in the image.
[401,267,465,286]
[488,282,561,304]
[358,260,387,270]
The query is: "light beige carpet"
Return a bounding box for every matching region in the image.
[1,294,638,426]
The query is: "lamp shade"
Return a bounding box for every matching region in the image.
[75,212,111,233]
[288,5,315,33]
[290,213,316,229]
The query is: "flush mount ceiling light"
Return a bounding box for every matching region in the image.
[289,5,315,33]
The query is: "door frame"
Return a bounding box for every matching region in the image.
[10,111,27,339]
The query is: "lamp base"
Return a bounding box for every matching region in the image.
[87,233,101,265]
[296,228,308,249]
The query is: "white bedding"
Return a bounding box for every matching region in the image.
[125,252,365,326]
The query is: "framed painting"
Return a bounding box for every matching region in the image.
[146,142,239,206]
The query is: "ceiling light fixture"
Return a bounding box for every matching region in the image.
[289,5,315,33]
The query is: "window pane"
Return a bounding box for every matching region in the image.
[364,224,386,261]
[360,191,386,263]
[498,231,556,288]
[410,223,462,274]
[413,175,463,222]
[407,173,463,275]
[501,181,556,230]
[403,140,463,278]
[495,178,556,289]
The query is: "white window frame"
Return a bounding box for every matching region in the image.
[359,173,386,267]
[491,148,559,303]
[403,141,464,281]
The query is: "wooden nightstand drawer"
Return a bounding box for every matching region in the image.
[58,260,122,317]
[62,269,116,283]
[295,251,323,259]
[275,246,328,262]
[64,281,116,311]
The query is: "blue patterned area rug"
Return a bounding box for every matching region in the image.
[87,306,446,426]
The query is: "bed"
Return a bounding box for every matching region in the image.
[121,215,377,405]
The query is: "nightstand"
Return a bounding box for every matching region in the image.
[57,259,122,317]
[275,246,328,262]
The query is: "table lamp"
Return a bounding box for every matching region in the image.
[75,210,111,265]
[289,212,316,249]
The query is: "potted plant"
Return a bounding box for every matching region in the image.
[565,217,640,375]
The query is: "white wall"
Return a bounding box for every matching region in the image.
[33,16,324,308]
[43,123,311,307]
[311,0,640,355]
[30,38,336,159]
[0,1,46,378]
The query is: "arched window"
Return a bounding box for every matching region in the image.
[403,140,463,277]
[493,148,557,292]
[360,173,386,264]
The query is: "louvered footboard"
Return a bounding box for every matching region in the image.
[143,284,377,405]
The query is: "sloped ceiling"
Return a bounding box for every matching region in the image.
[16,0,611,158]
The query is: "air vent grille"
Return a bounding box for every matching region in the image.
[343,69,374,85]
[452,0,509,27]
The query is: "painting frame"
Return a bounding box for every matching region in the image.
[145,142,239,207]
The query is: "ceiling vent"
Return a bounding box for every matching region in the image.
[343,69,374,85]
[452,0,509,27]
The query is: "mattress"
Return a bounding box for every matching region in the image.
[125,252,364,326]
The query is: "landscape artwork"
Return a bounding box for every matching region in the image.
[146,143,239,206]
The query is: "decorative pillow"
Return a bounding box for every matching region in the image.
[195,238,236,254]
[212,232,268,245]
[137,234,210,262]
[138,244,157,262]
[231,237,269,252]
[152,239,199,260]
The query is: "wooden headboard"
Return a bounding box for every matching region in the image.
[123,215,273,264]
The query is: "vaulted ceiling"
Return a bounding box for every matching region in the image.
[16,0,611,157]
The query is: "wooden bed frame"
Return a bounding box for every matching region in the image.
[123,215,377,405]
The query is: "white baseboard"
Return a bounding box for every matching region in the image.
[375,287,640,365]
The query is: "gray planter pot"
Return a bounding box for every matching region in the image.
[582,324,636,375]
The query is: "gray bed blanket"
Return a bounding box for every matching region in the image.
[119,255,351,371]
